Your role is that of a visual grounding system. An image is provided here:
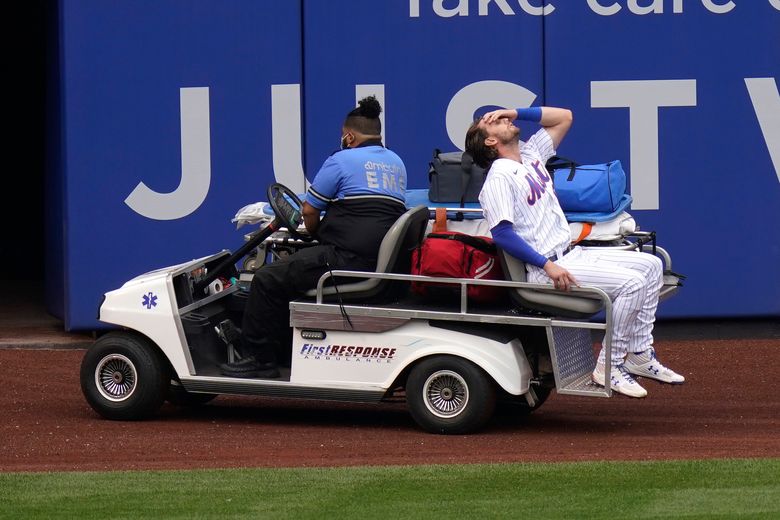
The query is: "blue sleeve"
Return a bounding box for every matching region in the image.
[491,221,548,268]
[305,156,342,210]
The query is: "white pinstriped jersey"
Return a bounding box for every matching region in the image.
[478,129,570,258]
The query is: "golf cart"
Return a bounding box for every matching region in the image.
[80,183,683,434]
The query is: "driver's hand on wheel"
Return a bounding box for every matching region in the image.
[543,261,579,291]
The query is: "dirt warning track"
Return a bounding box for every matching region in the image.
[1,339,778,472]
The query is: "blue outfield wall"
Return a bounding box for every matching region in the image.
[50,0,780,330]
[51,0,304,329]
[542,1,780,319]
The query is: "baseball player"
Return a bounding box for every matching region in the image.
[465,106,684,398]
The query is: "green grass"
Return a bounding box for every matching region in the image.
[1,459,779,519]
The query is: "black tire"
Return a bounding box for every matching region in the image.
[80,331,170,420]
[406,356,496,435]
[166,381,218,407]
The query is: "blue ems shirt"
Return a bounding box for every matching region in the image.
[306,140,407,259]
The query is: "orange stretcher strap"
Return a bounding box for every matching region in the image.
[573,222,593,244]
[432,207,448,233]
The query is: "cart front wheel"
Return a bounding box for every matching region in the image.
[80,331,170,420]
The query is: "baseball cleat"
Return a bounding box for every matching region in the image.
[624,347,685,384]
[592,363,648,398]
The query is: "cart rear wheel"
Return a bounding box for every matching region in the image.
[406,356,496,434]
[80,331,170,420]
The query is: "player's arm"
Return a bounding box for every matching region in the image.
[491,221,547,267]
[491,221,579,291]
[482,106,573,149]
[536,107,572,149]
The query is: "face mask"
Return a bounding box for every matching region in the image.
[340,134,349,150]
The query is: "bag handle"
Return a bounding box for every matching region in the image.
[459,151,477,208]
[545,155,580,182]
[427,232,497,254]
[460,151,474,172]
[428,148,443,183]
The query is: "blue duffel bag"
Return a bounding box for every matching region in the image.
[545,156,627,213]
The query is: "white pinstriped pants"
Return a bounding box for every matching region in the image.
[528,247,664,365]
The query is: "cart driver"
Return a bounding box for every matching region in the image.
[218,95,408,378]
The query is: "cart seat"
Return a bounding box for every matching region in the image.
[498,250,604,319]
[303,205,430,302]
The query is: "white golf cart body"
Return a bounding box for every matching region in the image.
[86,197,683,434]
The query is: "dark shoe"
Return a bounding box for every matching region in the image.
[220,356,280,379]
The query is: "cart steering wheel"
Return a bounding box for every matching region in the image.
[267,183,309,241]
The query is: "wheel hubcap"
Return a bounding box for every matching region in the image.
[423,370,469,418]
[95,354,137,402]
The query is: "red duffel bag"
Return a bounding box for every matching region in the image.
[410,230,506,304]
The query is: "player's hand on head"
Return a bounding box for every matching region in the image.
[543,261,579,291]
[482,109,518,125]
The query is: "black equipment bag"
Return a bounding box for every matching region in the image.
[428,149,486,206]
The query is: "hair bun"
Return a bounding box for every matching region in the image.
[357,96,382,119]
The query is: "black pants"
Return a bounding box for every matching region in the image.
[240,244,374,364]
